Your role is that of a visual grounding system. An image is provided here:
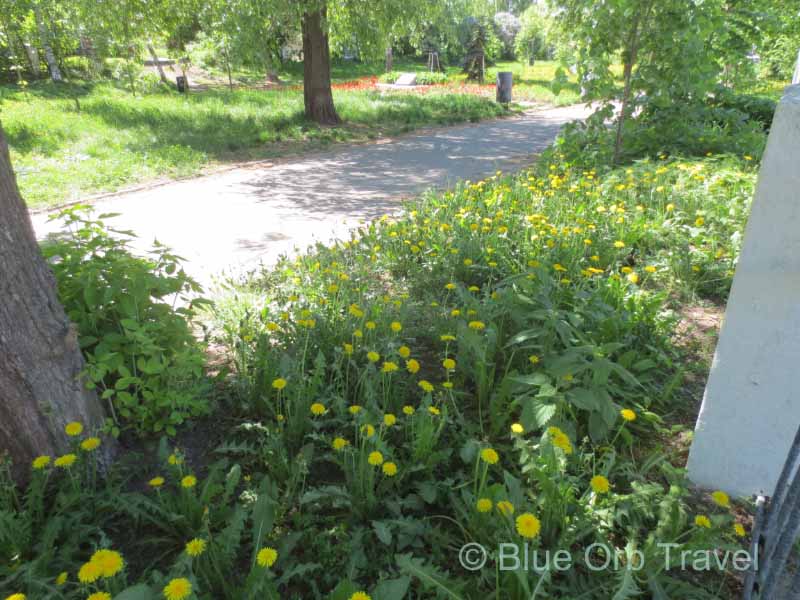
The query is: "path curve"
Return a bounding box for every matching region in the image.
[32,104,591,286]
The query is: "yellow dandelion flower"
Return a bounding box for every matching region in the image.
[81,437,101,451]
[332,437,349,451]
[65,422,83,436]
[272,378,287,390]
[149,476,165,488]
[627,273,639,284]
[382,461,398,476]
[54,454,77,468]
[528,355,540,364]
[398,345,411,358]
[442,358,456,370]
[390,321,402,332]
[361,424,376,438]
[496,500,514,516]
[368,451,384,466]
[402,405,415,416]
[343,343,354,355]
[734,523,746,537]
[442,381,454,389]
[349,592,371,600]
[367,351,380,363]
[406,359,420,374]
[163,577,192,600]
[511,423,524,434]
[168,453,183,465]
[181,475,197,489]
[382,361,399,373]
[695,515,712,529]
[78,561,102,584]
[476,498,492,513]
[613,241,625,249]
[32,455,50,470]
[349,405,362,415]
[5,594,26,600]
[440,334,456,341]
[257,547,278,568]
[711,491,730,508]
[91,549,124,577]
[365,321,376,330]
[419,380,434,393]
[644,265,657,273]
[516,513,541,539]
[468,321,486,330]
[620,409,637,422]
[590,475,611,494]
[55,571,68,585]
[186,538,206,557]
[428,406,441,416]
[87,593,111,600]
[310,403,326,416]
[383,414,396,427]
[480,448,499,465]
[445,282,457,290]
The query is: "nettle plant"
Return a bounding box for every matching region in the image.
[43,208,211,436]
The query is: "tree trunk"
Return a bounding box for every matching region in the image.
[301,5,340,125]
[33,2,62,82]
[612,1,654,165]
[385,45,393,72]
[147,43,168,83]
[0,122,108,483]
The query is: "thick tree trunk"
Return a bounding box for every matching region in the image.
[147,43,168,83]
[0,122,108,482]
[301,5,340,125]
[33,2,62,82]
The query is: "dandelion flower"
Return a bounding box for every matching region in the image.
[257,547,278,568]
[186,538,206,557]
[620,409,637,422]
[613,241,625,249]
[163,577,192,600]
[368,451,384,466]
[366,321,376,330]
[627,273,639,284]
[65,422,83,436]
[361,424,375,438]
[332,437,349,450]
[418,380,434,393]
[149,476,165,488]
[54,454,77,468]
[78,561,102,584]
[440,334,456,341]
[511,423,524,434]
[590,475,611,494]
[695,515,712,529]
[55,572,67,585]
[382,462,398,476]
[32,455,50,470]
[367,351,380,363]
[87,593,111,600]
[402,405,415,415]
[711,491,730,508]
[734,523,746,537]
[343,343,354,355]
[181,475,197,489]
[272,378,287,390]
[382,361,399,373]
[90,549,124,577]
[310,403,326,416]
[6,594,26,600]
[480,448,499,465]
[476,498,493,513]
[81,437,101,451]
[383,414,396,427]
[442,358,456,370]
[528,355,540,364]
[445,283,456,290]
[349,593,371,600]
[468,321,486,330]
[406,359,420,374]
[516,513,541,539]
[390,321,402,332]
[428,406,441,416]
[349,405,362,415]
[168,453,183,465]
[398,345,411,358]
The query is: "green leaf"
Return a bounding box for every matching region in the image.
[396,554,465,599]
[372,520,393,545]
[374,576,412,600]
[114,585,157,600]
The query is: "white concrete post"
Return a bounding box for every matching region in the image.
[687,85,800,498]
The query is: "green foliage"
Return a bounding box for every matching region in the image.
[42,208,211,436]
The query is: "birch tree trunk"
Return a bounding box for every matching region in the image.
[33,1,62,82]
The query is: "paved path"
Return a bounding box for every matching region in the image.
[32,104,591,286]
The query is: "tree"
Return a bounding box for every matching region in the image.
[0,122,108,482]
[32,0,62,82]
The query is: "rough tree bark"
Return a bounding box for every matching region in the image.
[32,1,62,82]
[0,122,108,482]
[301,4,340,125]
[147,43,168,83]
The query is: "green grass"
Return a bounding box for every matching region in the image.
[1,80,509,208]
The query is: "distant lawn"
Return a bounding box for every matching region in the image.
[1,81,509,208]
